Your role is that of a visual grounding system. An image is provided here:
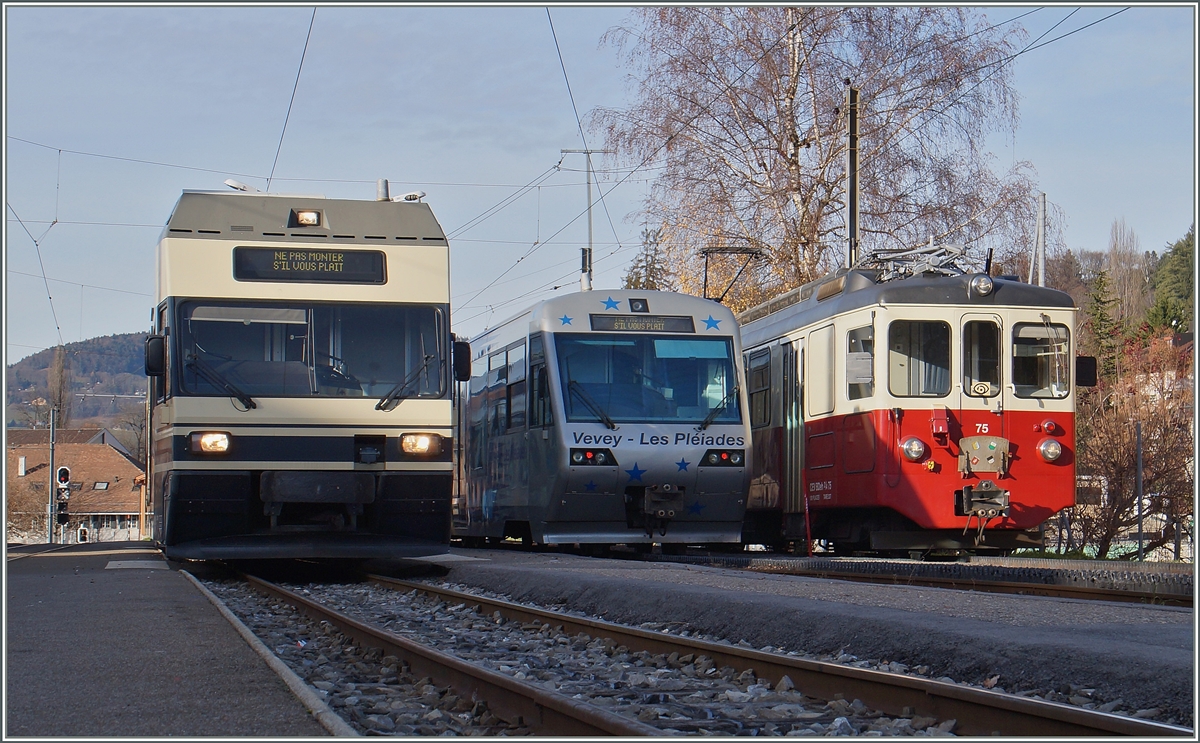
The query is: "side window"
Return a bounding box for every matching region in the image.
[155,304,170,403]
[1013,322,1070,398]
[888,321,950,397]
[506,342,527,429]
[846,325,874,400]
[528,335,553,428]
[964,321,1000,397]
[748,349,771,427]
[807,325,835,416]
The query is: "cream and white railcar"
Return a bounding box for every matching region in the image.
[145,189,468,559]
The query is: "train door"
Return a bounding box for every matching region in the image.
[525,334,556,528]
[781,339,806,541]
[959,314,1004,432]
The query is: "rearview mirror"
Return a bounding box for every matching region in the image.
[453,340,472,382]
[1075,356,1097,388]
[145,335,166,377]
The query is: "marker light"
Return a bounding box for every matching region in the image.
[970,274,994,297]
[1037,438,1063,462]
[400,433,442,456]
[701,449,745,467]
[569,449,617,466]
[901,437,927,462]
[190,432,230,454]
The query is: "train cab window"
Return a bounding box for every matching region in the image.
[178,301,445,399]
[528,335,553,428]
[507,342,527,429]
[964,321,1000,397]
[1013,322,1070,398]
[888,321,950,397]
[846,325,875,400]
[748,349,771,427]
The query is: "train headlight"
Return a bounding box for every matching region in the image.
[970,274,994,297]
[900,437,927,462]
[190,431,230,454]
[400,433,442,456]
[1037,438,1063,462]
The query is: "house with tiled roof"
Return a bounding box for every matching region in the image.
[6,427,133,457]
[7,442,146,544]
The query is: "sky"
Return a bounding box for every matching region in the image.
[4,4,1196,365]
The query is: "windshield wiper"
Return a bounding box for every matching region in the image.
[568,380,618,430]
[376,354,435,411]
[186,354,256,410]
[698,385,738,430]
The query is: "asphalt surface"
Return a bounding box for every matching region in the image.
[5,541,328,737]
[425,547,1196,728]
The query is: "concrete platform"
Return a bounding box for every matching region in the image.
[5,541,329,737]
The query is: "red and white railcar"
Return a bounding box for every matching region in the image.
[738,259,1094,555]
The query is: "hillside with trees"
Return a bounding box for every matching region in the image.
[6,332,148,458]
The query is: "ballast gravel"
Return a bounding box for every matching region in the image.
[205,578,965,736]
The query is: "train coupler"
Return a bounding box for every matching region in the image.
[955,480,1009,522]
[642,484,686,537]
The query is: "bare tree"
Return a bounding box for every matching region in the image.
[1071,335,1193,559]
[47,346,73,429]
[1107,218,1151,327]
[113,401,148,468]
[594,7,1042,312]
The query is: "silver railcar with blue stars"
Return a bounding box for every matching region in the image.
[454,290,751,548]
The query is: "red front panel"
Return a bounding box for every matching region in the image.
[799,407,1075,531]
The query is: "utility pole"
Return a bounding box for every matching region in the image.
[1136,421,1144,560]
[1028,192,1045,286]
[47,406,57,544]
[844,84,860,269]
[561,149,614,291]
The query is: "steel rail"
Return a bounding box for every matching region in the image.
[624,552,1193,607]
[753,566,1194,607]
[241,573,661,737]
[373,575,1193,738]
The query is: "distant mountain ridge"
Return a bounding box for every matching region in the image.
[6,332,148,427]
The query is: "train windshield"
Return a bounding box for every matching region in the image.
[555,334,739,424]
[176,300,445,399]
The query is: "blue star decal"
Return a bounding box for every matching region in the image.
[585,480,597,492]
[559,314,573,325]
[687,500,705,515]
[676,458,690,472]
[703,315,721,330]
[625,463,646,482]
[602,296,621,311]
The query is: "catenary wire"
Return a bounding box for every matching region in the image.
[267,8,317,193]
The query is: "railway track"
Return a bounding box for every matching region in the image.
[376,576,1192,737]
[240,572,658,736]
[238,569,1190,737]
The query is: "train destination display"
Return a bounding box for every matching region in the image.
[233,247,386,283]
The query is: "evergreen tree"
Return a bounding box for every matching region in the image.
[1147,225,1194,332]
[1085,270,1120,381]
[623,228,671,290]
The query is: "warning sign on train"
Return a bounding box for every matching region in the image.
[233,247,386,284]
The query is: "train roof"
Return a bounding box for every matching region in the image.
[470,289,738,354]
[739,268,1076,345]
[161,190,447,245]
